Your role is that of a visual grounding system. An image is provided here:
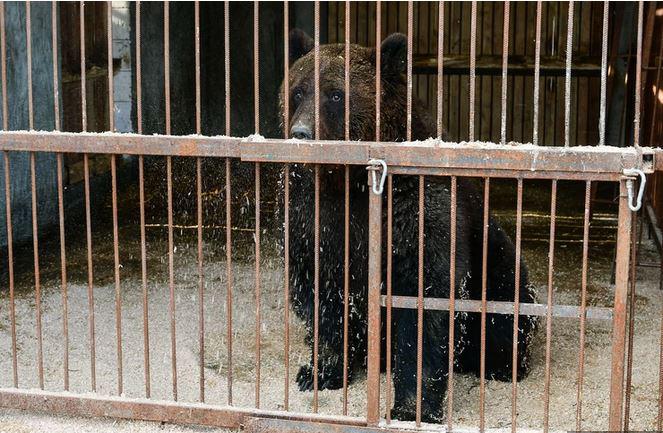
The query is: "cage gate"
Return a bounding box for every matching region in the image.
[0,1,662,432]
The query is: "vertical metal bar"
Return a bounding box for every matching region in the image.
[343,164,350,415]
[564,0,574,147]
[3,152,17,388]
[501,1,511,145]
[52,2,60,131]
[52,1,68,392]
[659,290,663,431]
[26,1,33,130]
[255,162,261,409]
[224,1,230,137]
[30,152,43,389]
[283,0,290,413]
[254,0,259,134]
[479,178,489,433]
[194,0,205,405]
[468,1,476,141]
[164,0,177,402]
[80,1,87,132]
[312,164,320,413]
[366,174,382,427]
[447,176,457,431]
[406,1,413,141]
[511,178,523,433]
[532,1,542,146]
[624,212,638,431]
[344,0,350,142]
[111,155,122,396]
[437,1,444,138]
[225,158,233,406]
[415,175,424,427]
[608,180,632,431]
[314,0,320,140]
[375,0,381,142]
[576,180,591,430]
[138,155,150,398]
[135,0,150,400]
[542,179,557,433]
[0,1,7,131]
[84,154,95,391]
[107,1,114,131]
[385,174,393,424]
[598,0,608,146]
[633,0,643,148]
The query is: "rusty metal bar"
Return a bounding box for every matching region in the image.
[608,180,633,431]
[380,296,613,321]
[533,1,542,146]
[542,179,557,433]
[111,154,123,396]
[500,1,510,145]
[313,163,320,412]
[469,1,476,141]
[80,0,87,131]
[344,0,350,141]
[437,1,444,138]
[136,1,142,134]
[283,1,290,413]
[107,1,114,131]
[415,175,424,427]
[659,283,663,431]
[406,1,413,141]
[167,155,177,401]
[511,178,523,433]
[26,1,33,130]
[366,172,383,426]
[575,181,591,429]
[3,151,17,388]
[56,153,68,392]
[479,178,489,432]
[0,2,7,131]
[633,0,643,148]
[164,1,171,135]
[564,0,574,147]
[376,0,381,142]
[0,388,367,430]
[598,1,608,146]
[138,155,150,398]
[225,1,230,136]
[194,0,205,404]
[254,0,259,135]
[385,174,393,424]
[30,152,43,390]
[624,210,638,431]
[52,2,60,131]
[255,161,262,409]
[83,154,96,391]
[226,157,233,406]
[284,162,290,411]
[447,176,457,430]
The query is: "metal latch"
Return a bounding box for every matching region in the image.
[623,168,646,212]
[367,159,387,195]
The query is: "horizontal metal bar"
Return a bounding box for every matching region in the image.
[0,388,366,429]
[0,131,654,177]
[381,295,613,321]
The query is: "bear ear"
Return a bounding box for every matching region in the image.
[380,33,407,75]
[289,28,314,65]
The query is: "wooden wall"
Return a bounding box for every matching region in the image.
[326,1,608,146]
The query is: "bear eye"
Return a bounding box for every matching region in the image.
[293,90,303,104]
[330,90,343,103]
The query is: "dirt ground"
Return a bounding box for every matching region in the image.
[0,177,661,432]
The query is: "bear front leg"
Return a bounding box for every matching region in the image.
[296,313,351,391]
[391,309,448,423]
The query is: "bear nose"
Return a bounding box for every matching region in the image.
[291,124,313,140]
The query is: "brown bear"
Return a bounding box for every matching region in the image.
[280,29,537,423]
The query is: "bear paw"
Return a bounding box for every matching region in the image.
[296,364,345,391]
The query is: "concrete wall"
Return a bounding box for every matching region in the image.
[0,2,60,248]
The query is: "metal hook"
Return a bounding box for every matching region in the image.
[623,168,646,212]
[367,159,387,195]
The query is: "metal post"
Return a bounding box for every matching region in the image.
[608,179,633,430]
[366,172,382,426]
